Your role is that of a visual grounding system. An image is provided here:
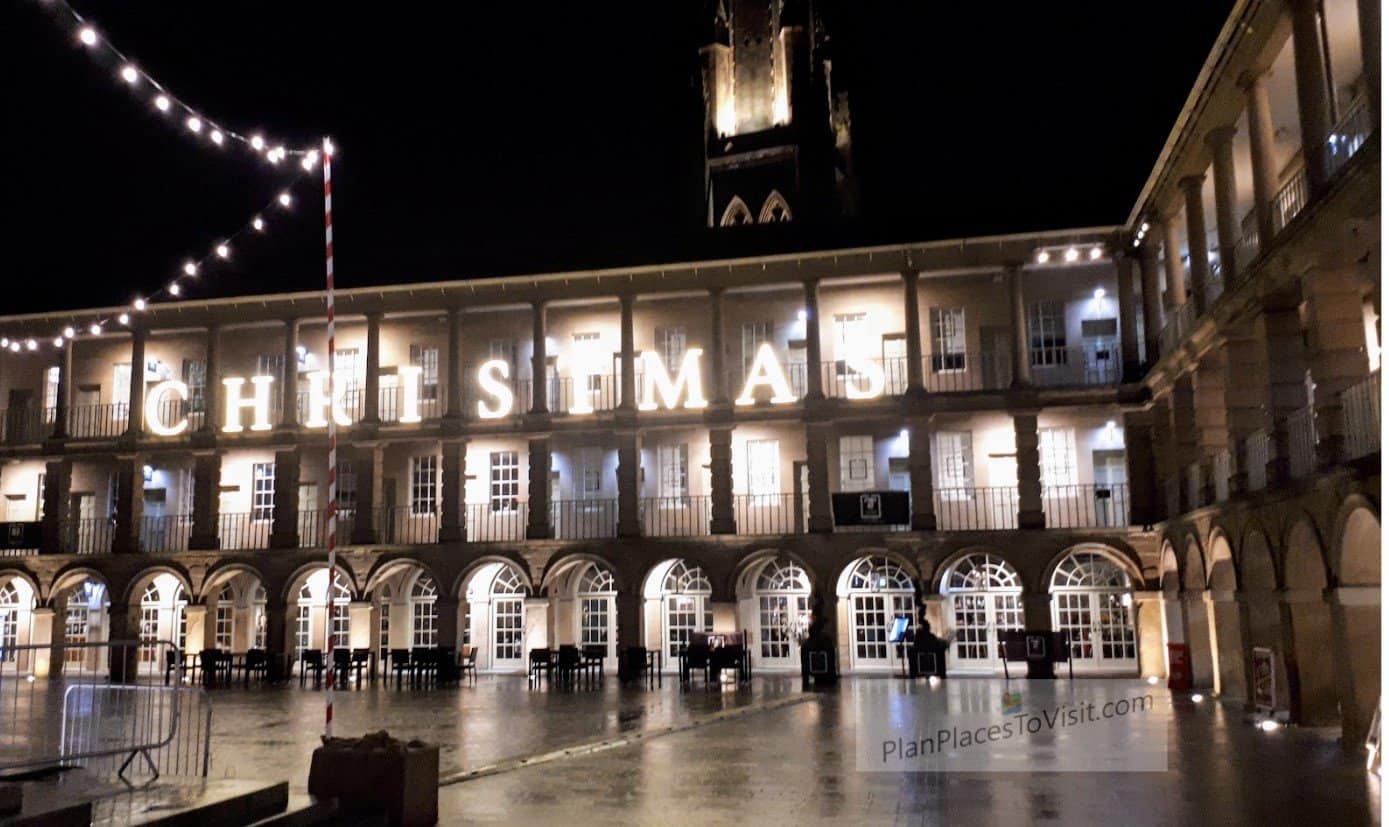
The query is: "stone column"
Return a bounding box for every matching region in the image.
[907,417,936,530]
[1241,72,1279,253]
[1260,308,1309,484]
[184,604,210,654]
[269,449,301,548]
[105,602,140,682]
[1150,396,1179,518]
[1181,590,1216,689]
[348,602,374,651]
[1008,264,1032,386]
[1193,353,1230,503]
[1169,376,1200,512]
[125,327,147,440]
[1327,586,1381,745]
[619,295,637,412]
[1206,127,1240,283]
[279,319,299,429]
[1139,243,1164,363]
[1022,593,1056,678]
[435,596,461,653]
[438,439,466,542]
[1290,0,1335,193]
[51,340,72,440]
[188,452,222,550]
[1301,268,1373,466]
[805,423,832,533]
[1013,412,1044,529]
[445,307,465,420]
[1115,249,1141,380]
[1123,410,1157,525]
[362,312,382,425]
[40,459,72,553]
[615,589,644,680]
[201,324,221,435]
[352,444,382,544]
[1207,589,1247,701]
[802,279,824,400]
[616,430,641,537]
[530,301,548,415]
[709,288,728,406]
[1223,321,1274,494]
[1279,588,1342,726]
[29,606,56,679]
[902,269,925,395]
[1132,591,1167,680]
[708,427,736,534]
[1160,213,1188,310]
[1359,0,1381,115]
[265,596,290,681]
[1179,175,1211,314]
[111,455,143,554]
[526,437,552,539]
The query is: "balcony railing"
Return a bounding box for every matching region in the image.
[933,487,1019,530]
[139,514,192,553]
[1212,450,1232,503]
[1287,406,1318,479]
[1271,160,1309,237]
[548,375,621,415]
[922,352,1013,393]
[1160,303,1197,355]
[1244,430,1270,492]
[1,407,51,444]
[1041,484,1131,528]
[1029,345,1120,387]
[63,517,112,555]
[1341,371,1380,461]
[1327,95,1373,179]
[1185,462,1204,510]
[733,494,800,535]
[218,512,271,550]
[820,358,910,399]
[466,502,527,542]
[63,403,130,439]
[378,507,441,545]
[640,496,711,537]
[552,499,617,539]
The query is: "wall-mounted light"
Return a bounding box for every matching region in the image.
[1036,250,1050,264]
[1094,288,1106,300]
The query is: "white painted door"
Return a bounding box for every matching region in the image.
[491,597,524,671]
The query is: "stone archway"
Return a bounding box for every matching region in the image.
[1238,528,1290,716]
[1281,519,1340,727]
[1329,504,1381,744]
[1206,532,1246,701]
[1180,537,1216,690]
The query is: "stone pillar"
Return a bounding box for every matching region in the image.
[201,324,221,435]
[1133,591,1168,680]
[1207,590,1247,701]
[530,301,548,415]
[439,439,466,542]
[352,444,382,544]
[445,307,466,420]
[902,269,925,395]
[1181,590,1216,689]
[1206,127,1240,283]
[435,596,461,653]
[1139,243,1164,363]
[125,327,147,439]
[1022,593,1056,678]
[1241,72,1279,253]
[708,427,735,534]
[40,459,72,553]
[616,430,641,537]
[265,596,290,681]
[269,449,301,548]
[1223,321,1274,494]
[1279,588,1342,726]
[362,312,382,424]
[1302,268,1373,465]
[1160,213,1188,309]
[802,279,824,400]
[709,288,728,406]
[1359,0,1381,115]
[105,602,141,682]
[279,319,299,429]
[1008,264,1032,386]
[1179,175,1211,314]
[526,437,552,539]
[184,603,210,653]
[1290,0,1335,193]
[51,340,73,440]
[1193,353,1230,503]
[348,602,374,651]
[1169,376,1199,512]
[111,455,143,554]
[907,417,936,530]
[1115,249,1141,380]
[615,588,644,680]
[1150,396,1178,519]
[1013,412,1044,529]
[1260,308,1309,484]
[29,606,56,679]
[1327,587,1380,744]
[619,295,637,412]
[189,452,222,550]
[1123,410,1157,525]
[805,423,832,533]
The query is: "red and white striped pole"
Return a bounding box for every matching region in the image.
[322,136,337,740]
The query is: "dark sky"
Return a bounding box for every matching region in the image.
[2,1,1235,315]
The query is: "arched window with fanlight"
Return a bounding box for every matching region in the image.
[0,583,21,664]
[751,560,811,669]
[296,570,352,655]
[410,574,439,647]
[758,190,792,223]
[139,583,163,665]
[575,562,616,661]
[1049,550,1137,671]
[842,556,916,671]
[660,560,713,664]
[489,567,526,668]
[719,196,754,227]
[942,553,1023,672]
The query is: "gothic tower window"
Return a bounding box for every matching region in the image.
[720,196,755,226]
[759,190,792,223]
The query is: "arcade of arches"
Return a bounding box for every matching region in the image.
[0,489,1376,742]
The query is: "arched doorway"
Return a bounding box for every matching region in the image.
[642,559,713,671]
[461,561,531,673]
[293,569,352,658]
[941,552,1022,673]
[1049,549,1137,673]
[1332,505,1381,744]
[203,567,267,654]
[1283,519,1338,726]
[409,575,439,648]
[136,573,188,672]
[737,558,811,671]
[0,577,35,674]
[837,555,916,672]
[54,576,109,674]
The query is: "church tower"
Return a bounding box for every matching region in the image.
[699,0,856,228]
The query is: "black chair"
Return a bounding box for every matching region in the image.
[351,648,373,683]
[555,645,583,687]
[199,648,229,688]
[528,648,554,686]
[681,643,712,686]
[411,646,437,686]
[163,649,187,686]
[333,649,365,687]
[300,650,326,687]
[581,644,606,682]
[390,648,412,688]
[458,646,478,685]
[435,647,461,686]
[240,649,269,685]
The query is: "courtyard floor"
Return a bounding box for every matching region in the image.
[186,675,1380,825]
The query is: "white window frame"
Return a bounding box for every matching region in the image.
[838,435,875,492]
[655,327,687,371]
[489,451,520,512]
[112,363,131,421]
[929,307,967,372]
[656,444,689,499]
[410,455,438,515]
[1038,427,1078,487]
[745,439,780,496]
[410,344,439,402]
[1028,300,1067,365]
[252,463,275,523]
[43,366,60,422]
[741,322,772,377]
[934,431,975,492]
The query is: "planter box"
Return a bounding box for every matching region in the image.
[308,732,439,827]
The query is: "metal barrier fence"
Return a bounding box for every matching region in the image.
[0,640,210,781]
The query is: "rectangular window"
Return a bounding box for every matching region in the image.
[43,367,59,422]
[832,312,869,360]
[657,444,689,499]
[295,605,311,655]
[215,605,233,650]
[655,327,687,370]
[741,322,772,376]
[929,307,967,372]
[411,600,438,647]
[745,439,780,496]
[838,435,875,492]
[410,455,438,515]
[489,451,520,512]
[410,345,439,401]
[378,600,391,660]
[934,431,975,492]
[1038,428,1078,487]
[256,354,285,384]
[336,460,357,512]
[489,338,515,367]
[334,348,360,393]
[182,359,206,411]
[112,363,131,420]
[1028,301,1067,365]
[576,448,602,499]
[252,463,275,522]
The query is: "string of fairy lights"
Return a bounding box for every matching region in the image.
[3,0,325,353]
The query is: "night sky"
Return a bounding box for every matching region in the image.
[2,1,1234,315]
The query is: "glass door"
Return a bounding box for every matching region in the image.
[491,597,524,670]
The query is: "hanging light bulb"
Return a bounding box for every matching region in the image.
[9,342,21,353]
[117,313,130,326]
[62,326,75,339]
[154,95,171,112]
[133,298,147,311]
[210,130,224,146]
[183,261,198,276]
[120,65,139,84]
[323,138,335,157]
[53,337,64,348]
[78,27,97,46]
[300,149,320,170]
[1089,246,1103,260]
[26,339,38,351]
[89,323,102,335]
[215,243,230,259]
[1064,247,1080,263]
[168,282,181,296]
[186,116,202,133]
[278,192,292,207]
[1,338,9,348]
[250,134,265,151]
[1036,250,1050,264]
[251,217,265,232]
